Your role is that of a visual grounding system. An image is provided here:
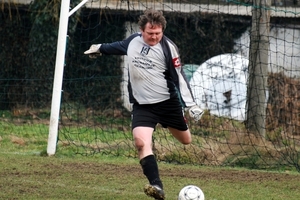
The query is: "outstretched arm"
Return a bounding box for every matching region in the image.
[84,33,140,56]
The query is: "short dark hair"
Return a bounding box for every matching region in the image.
[138,8,167,31]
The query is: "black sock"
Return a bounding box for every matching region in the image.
[140,154,163,189]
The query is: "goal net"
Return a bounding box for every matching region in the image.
[1,0,300,171]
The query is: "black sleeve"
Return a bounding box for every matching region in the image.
[99,33,140,55]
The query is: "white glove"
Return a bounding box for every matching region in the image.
[84,44,102,58]
[188,105,204,122]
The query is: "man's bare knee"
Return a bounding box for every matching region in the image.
[181,139,192,145]
[134,137,145,151]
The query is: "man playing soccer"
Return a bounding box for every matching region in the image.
[84,8,203,200]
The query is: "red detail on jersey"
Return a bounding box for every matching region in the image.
[172,57,181,68]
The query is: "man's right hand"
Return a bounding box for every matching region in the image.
[84,44,102,58]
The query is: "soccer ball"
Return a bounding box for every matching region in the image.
[178,185,205,200]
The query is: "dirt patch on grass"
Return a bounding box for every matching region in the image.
[28,158,299,183]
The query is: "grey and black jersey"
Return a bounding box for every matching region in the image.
[99,33,196,108]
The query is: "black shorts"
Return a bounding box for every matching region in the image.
[131,97,188,131]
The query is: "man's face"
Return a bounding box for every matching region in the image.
[141,22,163,46]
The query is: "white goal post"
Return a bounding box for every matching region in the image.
[47,0,89,156]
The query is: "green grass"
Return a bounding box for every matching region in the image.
[1,121,300,200]
[1,152,300,200]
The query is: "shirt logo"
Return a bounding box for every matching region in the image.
[140,46,150,56]
[172,57,181,67]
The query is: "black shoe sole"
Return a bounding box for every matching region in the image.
[144,184,165,200]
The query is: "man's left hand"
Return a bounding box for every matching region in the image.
[188,105,204,122]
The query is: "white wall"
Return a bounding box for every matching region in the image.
[121,23,300,112]
[121,22,140,112]
[234,27,300,78]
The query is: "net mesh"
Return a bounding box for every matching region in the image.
[1,0,300,171]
